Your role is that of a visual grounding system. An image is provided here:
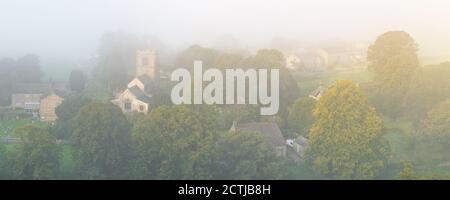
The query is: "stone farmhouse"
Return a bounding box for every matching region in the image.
[11,83,65,122]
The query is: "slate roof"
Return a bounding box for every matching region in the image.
[128,86,146,98]
[128,85,152,104]
[309,85,326,100]
[231,122,286,147]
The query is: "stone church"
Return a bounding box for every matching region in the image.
[112,50,158,113]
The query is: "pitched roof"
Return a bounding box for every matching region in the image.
[137,95,152,104]
[231,122,286,147]
[128,85,146,98]
[309,85,326,100]
[128,85,152,104]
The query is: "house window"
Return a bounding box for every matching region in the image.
[124,102,132,110]
[139,105,145,112]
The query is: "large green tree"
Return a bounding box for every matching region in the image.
[306,80,390,179]
[13,54,43,83]
[405,63,450,125]
[175,45,220,69]
[287,97,316,138]
[0,55,43,105]
[423,99,450,145]
[0,58,15,106]
[96,32,148,91]
[244,49,300,118]
[68,70,86,93]
[11,125,60,180]
[71,102,132,179]
[131,105,221,179]
[52,94,92,140]
[367,31,419,118]
[215,131,286,180]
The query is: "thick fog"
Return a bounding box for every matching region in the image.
[1,0,450,65]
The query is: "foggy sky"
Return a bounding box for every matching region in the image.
[1,0,450,64]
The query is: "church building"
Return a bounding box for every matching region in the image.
[112,50,158,113]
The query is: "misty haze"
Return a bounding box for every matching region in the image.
[1,0,450,181]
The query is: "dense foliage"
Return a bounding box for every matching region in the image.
[71,102,132,179]
[11,125,60,180]
[367,31,419,118]
[306,80,391,179]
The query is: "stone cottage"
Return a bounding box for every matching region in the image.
[39,91,64,122]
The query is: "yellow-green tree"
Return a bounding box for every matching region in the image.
[367,31,419,118]
[405,63,450,125]
[306,80,390,179]
[423,99,450,145]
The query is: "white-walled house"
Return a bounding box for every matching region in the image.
[112,50,158,114]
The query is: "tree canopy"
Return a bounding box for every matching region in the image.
[11,125,60,180]
[423,99,450,145]
[367,31,419,118]
[131,105,221,179]
[68,70,86,92]
[405,62,450,124]
[71,102,132,179]
[215,131,286,180]
[287,97,316,138]
[306,80,391,179]
[53,94,93,140]
[0,55,43,106]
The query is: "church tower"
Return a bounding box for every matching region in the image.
[136,50,156,78]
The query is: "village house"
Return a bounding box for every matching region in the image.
[39,91,65,122]
[285,49,329,72]
[11,83,52,114]
[11,82,66,122]
[292,135,309,159]
[112,50,158,113]
[285,54,302,71]
[309,85,327,101]
[230,121,287,157]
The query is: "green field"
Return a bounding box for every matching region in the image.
[383,119,450,177]
[295,69,373,97]
[0,118,47,136]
